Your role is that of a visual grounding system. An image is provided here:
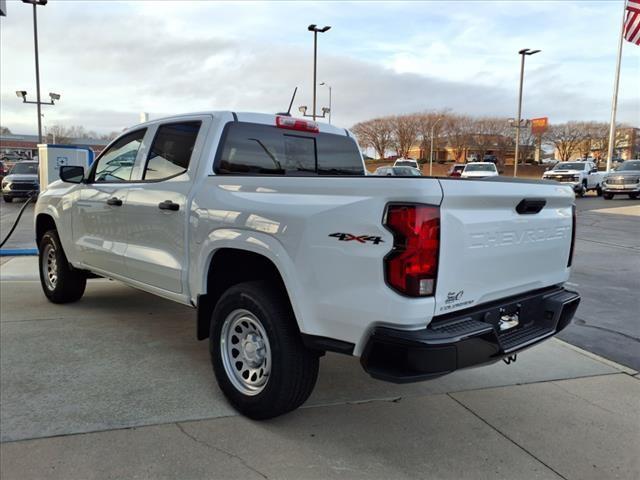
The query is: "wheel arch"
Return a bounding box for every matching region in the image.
[35,212,57,246]
[196,246,301,341]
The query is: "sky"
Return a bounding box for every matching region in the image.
[1,0,639,135]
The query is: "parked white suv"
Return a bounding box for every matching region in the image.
[542,160,603,197]
[460,162,499,178]
[393,158,419,169]
[34,111,580,419]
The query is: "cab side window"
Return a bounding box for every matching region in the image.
[93,129,146,183]
[143,122,201,181]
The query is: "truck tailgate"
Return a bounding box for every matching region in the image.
[434,178,574,316]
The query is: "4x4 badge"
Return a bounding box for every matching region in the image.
[328,233,384,245]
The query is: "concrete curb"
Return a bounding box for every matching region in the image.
[552,338,637,375]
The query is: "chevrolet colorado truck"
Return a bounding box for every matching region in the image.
[542,160,603,197]
[34,112,580,419]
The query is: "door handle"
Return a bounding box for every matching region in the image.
[106,197,123,206]
[158,200,179,211]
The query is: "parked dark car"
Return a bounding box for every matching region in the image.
[448,164,466,177]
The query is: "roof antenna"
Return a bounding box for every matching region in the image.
[277,87,297,116]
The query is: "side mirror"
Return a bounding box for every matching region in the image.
[60,165,85,184]
[590,168,598,173]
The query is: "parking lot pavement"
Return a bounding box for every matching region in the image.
[0,200,36,251]
[1,276,639,479]
[559,196,640,370]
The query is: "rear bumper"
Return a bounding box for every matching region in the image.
[360,286,580,383]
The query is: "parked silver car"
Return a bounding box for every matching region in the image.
[1,161,40,202]
[602,160,640,200]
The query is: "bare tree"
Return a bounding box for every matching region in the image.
[0,126,12,135]
[390,114,420,158]
[47,125,74,144]
[417,111,448,162]
[442,114,474,162]
[99,131,120,142]
[545,122,584,161]
[352,117,394,160]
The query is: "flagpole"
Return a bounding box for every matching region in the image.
[606,0,627,172]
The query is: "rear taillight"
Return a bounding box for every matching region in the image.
[384,204,440,297]
[567,205,576,267]
[276,116,319,133]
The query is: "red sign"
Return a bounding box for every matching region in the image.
[531,117,548,136]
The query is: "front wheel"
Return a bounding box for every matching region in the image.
[3,195,12,203]
[39,230,87,303]
[210,281,319,419]
[603,193,614,200]
[596,185,603,196]
[630,193,639,199]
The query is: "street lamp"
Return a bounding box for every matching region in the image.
[320,82,332,124]
[307,24,331,120]
[513,48,540,177]
[429,116,444,177]
[21,0,51,144]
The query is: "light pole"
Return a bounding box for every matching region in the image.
[21,0,52,144]
[320,82,332,124]
[429,116,444,177]
[307,24,330,120]
[16,90,61,142]
[513,48,540,177]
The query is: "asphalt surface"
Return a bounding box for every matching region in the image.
[0,197,36,250]
[1,193,639,369]
[557,195,640,370]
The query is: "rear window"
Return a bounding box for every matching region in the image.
[395,160,415,167]
[215,122,364,176]
[465,163,496,172]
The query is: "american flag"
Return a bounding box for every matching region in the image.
[625,0,640,45]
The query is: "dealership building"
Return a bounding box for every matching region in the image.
[0,133,108,162]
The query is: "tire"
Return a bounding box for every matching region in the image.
[596,185,603,196]
[603,193,614,200]
[577,182,587,198]
[630,193,639,199]
[3,196,12,203]
[39,230,86,303]
[210,281,319,419]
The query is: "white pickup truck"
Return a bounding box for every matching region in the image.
[542,160,604,197]
[34,112,580,419]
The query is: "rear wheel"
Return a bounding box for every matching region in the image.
[603,193,614,200]
[210,281,319,419]
[596,185,603,196]
[39,230,86,303]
